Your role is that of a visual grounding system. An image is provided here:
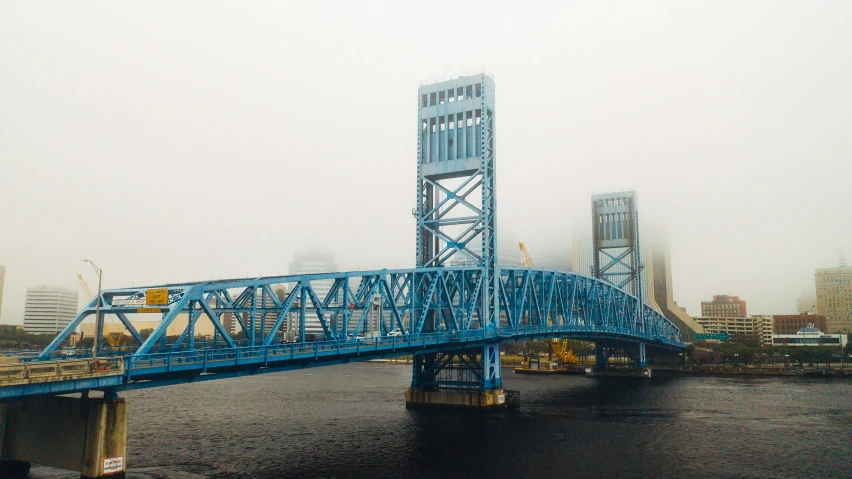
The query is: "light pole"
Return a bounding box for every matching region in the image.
[82,259,102,359]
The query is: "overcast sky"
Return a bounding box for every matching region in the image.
[1,1,850,323]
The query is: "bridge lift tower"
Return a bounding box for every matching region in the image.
[407,70,505,407]
[591,191,648,370]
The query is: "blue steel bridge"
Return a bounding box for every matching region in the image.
[0,69,685,478]
[1,70,685,404]
[2,266,683,400]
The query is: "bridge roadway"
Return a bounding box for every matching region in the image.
[0,266,685,401]
[0,324,681,400]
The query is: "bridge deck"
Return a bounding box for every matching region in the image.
[0,325,682,400]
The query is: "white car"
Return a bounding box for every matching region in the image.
[387,330,404,337]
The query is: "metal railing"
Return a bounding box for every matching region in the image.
[122,323,682,377]
[0,357,123,385]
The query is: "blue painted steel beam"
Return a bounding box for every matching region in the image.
[34,266,682,358]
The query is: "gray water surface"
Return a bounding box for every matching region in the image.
[32,363,852,478]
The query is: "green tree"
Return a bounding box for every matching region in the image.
[812,347,835,366]
[139,328,155,339]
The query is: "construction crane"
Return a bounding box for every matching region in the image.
[77,274,123,347]
[550,339,578,365]
[518,241,535,268]
[518,241,578,366]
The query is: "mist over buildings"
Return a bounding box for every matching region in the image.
[1,1,851,324]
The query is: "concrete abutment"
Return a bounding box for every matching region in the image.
[0,395,127,478]
[405,387,508,409]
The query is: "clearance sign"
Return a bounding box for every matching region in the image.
[145,288,169,306]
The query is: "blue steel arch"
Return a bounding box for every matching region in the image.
[40,266,681,362]
[4,266,686,397]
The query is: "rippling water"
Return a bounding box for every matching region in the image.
[33,363,852,478]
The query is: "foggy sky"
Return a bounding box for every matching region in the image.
[1,1,850,323]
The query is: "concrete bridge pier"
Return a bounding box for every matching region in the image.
[588,342,652,379]
[406,343,508,409]
[0,393,127,478]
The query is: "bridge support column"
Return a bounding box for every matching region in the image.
[587,342,651,379]
[636,342,647,368]
[595,344,608,369]
[0,395,127,478]
[406,343,508,409]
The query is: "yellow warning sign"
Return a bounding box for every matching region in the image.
[146,289,169,305]
[138,307,162,313]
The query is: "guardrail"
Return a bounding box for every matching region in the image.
[122,324,683,378]
[0,357,123,386]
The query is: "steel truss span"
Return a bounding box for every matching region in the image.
[6,267,684,399]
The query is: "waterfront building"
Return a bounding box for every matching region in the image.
[773,314,827,335]
[0,324,20,334]
[753,314,774,345]
[694,315,761,339]
[815,261,852,334]
[796,294,817,314]
[23,285,79,335]
[771,326,847,348]
[701,295,748,317]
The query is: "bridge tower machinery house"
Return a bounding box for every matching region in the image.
[409,70,504,407]
[591,191,648,371]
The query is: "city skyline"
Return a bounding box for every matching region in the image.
[1,4,850,479]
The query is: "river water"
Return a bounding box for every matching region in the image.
[32,363,852,478]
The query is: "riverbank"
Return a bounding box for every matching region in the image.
[654,365,851,378]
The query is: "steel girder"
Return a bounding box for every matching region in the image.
[36,266,682,361]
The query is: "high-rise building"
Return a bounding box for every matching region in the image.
[701,295,747,317]
[0,265,5,320]
[815,261,852,333]
[796,293,817,314]
[289,250,338,337]
[571,226,594,277]
[23,285,79,335]
[644,236,705,342]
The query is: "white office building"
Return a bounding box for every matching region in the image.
[772,326,847,348]
[23,285,79,335]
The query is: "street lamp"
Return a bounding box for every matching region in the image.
[82,259,102,359]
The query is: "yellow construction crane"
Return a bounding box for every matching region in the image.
[550,339,578,365]
[518,241,578,366]
[518,241,535,268]
[77,273,123,347]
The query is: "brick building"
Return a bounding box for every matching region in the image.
[700,295,747,317]
[772,314,827,335]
